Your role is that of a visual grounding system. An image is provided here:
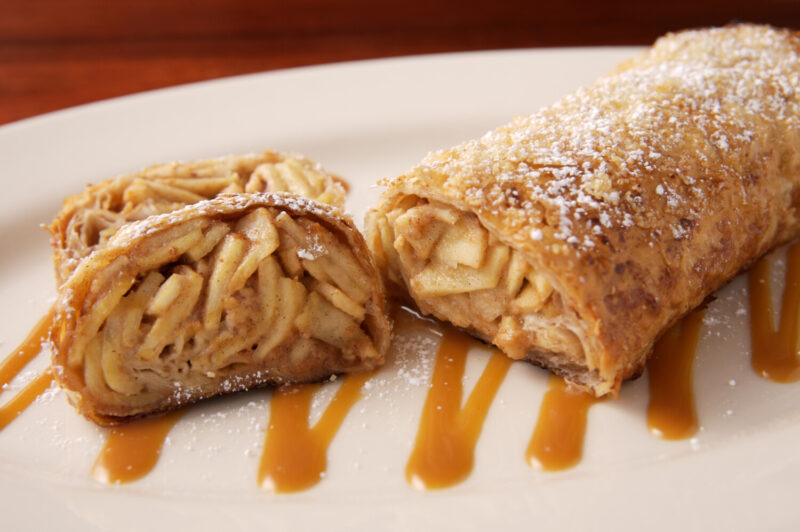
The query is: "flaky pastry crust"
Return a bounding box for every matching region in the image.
[367,24,800,396]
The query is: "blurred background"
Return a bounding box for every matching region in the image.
[2,0,799,125]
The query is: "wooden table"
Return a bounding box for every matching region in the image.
[2,0,799,125]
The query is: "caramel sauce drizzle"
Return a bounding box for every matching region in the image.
[405,328,512,490]
[646,309,705,440]
[748,242,800,383]
[0,368,54,431]
[258,372,372,493]
[0,308,54,388]
[91,409,186,484]
[5,248,800,488]
[0,309,56,432]
[526,375,599,471]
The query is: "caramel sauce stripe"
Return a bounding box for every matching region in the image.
[646,309,704,440]
[526,375,600,472]
[0,309,54,389]
[405,328,512,490]
[0,368,55,431]
[258,372,372,493]
[91,409,186,484]
[748,242,800,383]
[0,309,56,432]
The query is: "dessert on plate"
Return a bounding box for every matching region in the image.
[367,24,800,396]
[50,193,390,425]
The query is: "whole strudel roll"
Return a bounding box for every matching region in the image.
[51,193,389,425]
[47,151,347,285]
[367,24,800,396]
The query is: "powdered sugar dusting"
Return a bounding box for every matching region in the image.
[404,25,800,253]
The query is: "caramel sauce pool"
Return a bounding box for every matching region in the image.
[405,328,511,490]
[258,372,371,493]
[749,242,800,383]
[91,409,185,484]
[526,375,599,471]
[646,310,704,440]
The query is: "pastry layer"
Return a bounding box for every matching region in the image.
[47,151,347,285]
[51,193,389,425]
[367,24,800,396]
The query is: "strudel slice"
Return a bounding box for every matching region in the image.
[50,193,389,425]
[48,151,347,285]
[367,24,800,396]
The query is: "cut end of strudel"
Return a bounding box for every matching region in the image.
[50,193,390,425]
[367,24,800,396]
[47,150,347,286]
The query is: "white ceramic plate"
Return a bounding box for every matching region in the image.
[1,48,799,531]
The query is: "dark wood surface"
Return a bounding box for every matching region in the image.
[2,0,799,125]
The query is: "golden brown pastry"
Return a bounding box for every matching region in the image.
[47,151,347,285]
[51,193,389,425]
[367,24,800,396]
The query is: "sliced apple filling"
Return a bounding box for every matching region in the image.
[52,196,387,424]
[49,151,347,284]
[374,197,586,370]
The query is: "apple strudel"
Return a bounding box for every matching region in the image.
[367,24,800,396]
[50,193,389,425]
